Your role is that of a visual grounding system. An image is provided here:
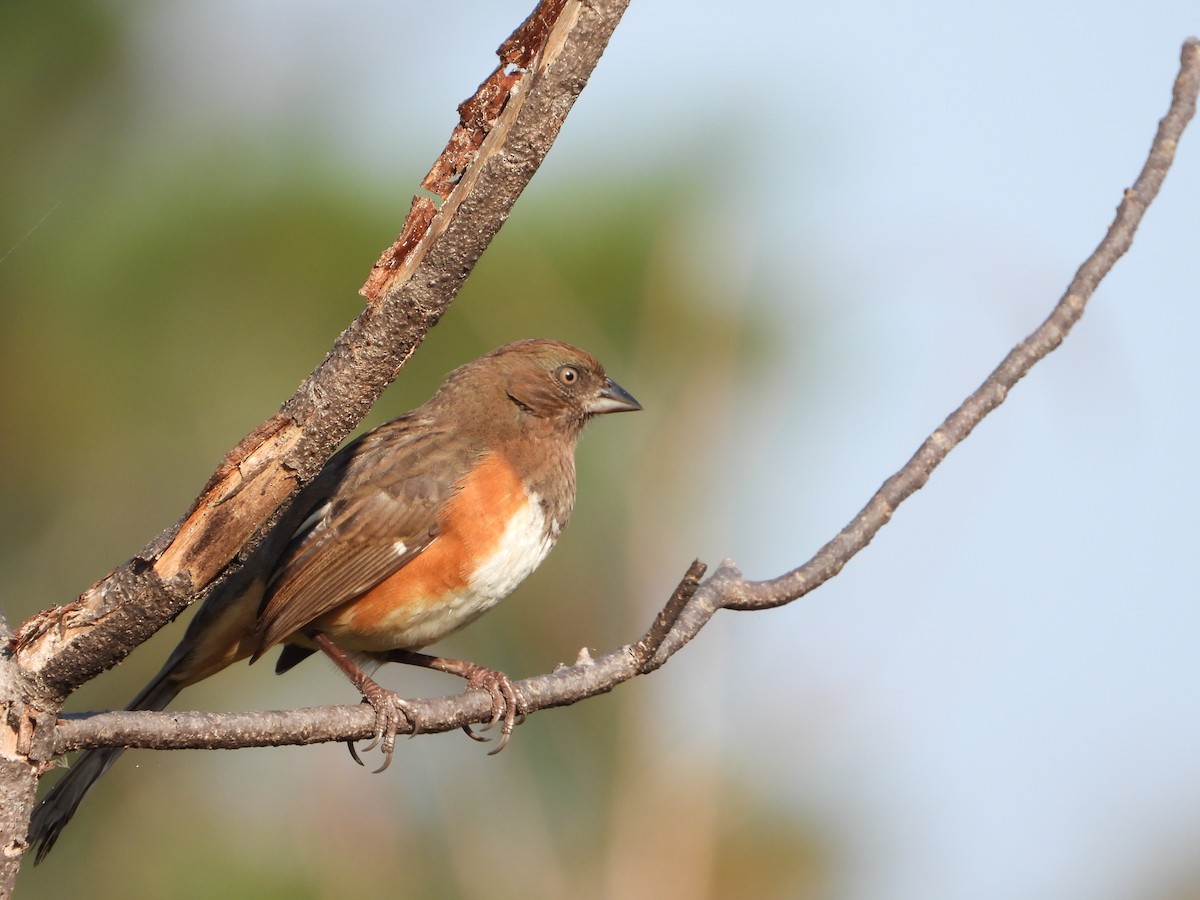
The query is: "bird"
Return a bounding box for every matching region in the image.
[28,338,641,863]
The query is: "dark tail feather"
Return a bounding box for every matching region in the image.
[28,667,183,864]
[274,643,316,674]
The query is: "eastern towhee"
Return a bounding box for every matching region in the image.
[29,338,640,862]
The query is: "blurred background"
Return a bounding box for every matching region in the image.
[4,2,1200,898]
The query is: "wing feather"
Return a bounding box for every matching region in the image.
[254,418,472,654]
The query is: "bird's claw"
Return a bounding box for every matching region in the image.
[339,659,526,762]
[345,685,417,773]
[455,665,526,755]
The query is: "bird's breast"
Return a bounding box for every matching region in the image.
[312,451,561,652]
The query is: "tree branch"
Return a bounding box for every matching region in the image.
[8,0,632,705]
[53,558,717,752]
[44,36,1200,759]
[719,34,1200,613]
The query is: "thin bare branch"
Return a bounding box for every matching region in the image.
[45,36,1200,762]
[53,639,652,752]
[720,35,1200,612]
[632,559,707,674]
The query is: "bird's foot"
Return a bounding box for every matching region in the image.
[453,661,527,755]
[345,680,419,774]
[379,648,528,754]
[306,631,420,773]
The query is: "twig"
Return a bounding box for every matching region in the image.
[720,35,1200,612]
[53,638,655,752]
[632,559,707,673]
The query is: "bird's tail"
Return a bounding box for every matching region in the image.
[27,495,299,863]
[27,663,184,864]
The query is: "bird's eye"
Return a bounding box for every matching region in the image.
[556,365,580,386]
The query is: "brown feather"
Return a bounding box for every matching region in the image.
[254,421,473,655]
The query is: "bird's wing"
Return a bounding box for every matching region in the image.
[254,419,472,654]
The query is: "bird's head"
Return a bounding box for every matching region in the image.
[437,339,641,438]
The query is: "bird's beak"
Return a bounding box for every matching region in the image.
[587,377,642,415]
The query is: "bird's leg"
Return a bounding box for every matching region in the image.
[309,631,414,773]
[381,649,527,755]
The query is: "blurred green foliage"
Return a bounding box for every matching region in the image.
[2,3,827,898]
